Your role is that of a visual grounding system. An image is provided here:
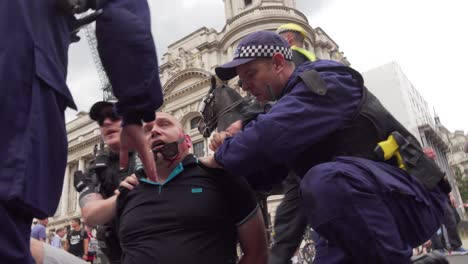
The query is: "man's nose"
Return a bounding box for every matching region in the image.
[241,82,250,91]
[102,117,114,126]
[150,126,162,137]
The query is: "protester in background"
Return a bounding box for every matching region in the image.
[424,147,468,255]
[50,228,66,249]
[85,226,98,263]
[31,218,48,242]
[66,218,89,261]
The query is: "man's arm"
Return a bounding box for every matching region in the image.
[74,168,118,226]
[96,0,163,123]
[237,210,268,264]
[83,174,140,226]
[81,195,117,227]
[213,70,362,176]
[31,239,87,264]
[64,237,70,252]
[82,236,89,260]
[216,172,268,264]
[96,0,162,180]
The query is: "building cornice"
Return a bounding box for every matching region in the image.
[68,134,100,154]
[66,116,94,134]
[220,6,312,49]
[163,68,212,93]
[163,76,211,104]
[226,5,307,27]
[167,27,213,50]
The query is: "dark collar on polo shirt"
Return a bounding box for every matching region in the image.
[139,154,199,190]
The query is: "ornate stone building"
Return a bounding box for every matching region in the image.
[48,0,348,230]
[440,128,468,181]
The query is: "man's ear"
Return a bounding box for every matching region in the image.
[272,53,286,73]
[184,134,192,149]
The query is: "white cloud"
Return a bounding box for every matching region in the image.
[306,0,468,132]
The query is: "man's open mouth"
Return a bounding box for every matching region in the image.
[151,140,166,151]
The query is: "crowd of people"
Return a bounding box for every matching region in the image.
[1,1,466,264]
[30,218,100,263]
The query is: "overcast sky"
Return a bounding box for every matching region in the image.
[66,0,468,133]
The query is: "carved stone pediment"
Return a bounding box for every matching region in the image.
[163,68,212,96]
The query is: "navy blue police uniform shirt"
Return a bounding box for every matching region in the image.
[214,60,363,178]
[117,154,259,264]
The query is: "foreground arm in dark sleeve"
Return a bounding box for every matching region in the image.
[96,0,163,125]
[96,0,162,180]
[214,72,362,177]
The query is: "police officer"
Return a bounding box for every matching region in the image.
[227,23,317,264]
[73,101,140,263]
[202,31,449,263]
[0,1,162,262]
[270,23,316,264]
[276,23,317,66]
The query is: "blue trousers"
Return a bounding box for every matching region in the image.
[300,157,446,264]
[0,202,34,263]
[0,75,68,263]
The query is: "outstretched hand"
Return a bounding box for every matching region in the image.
[119,124,158,182]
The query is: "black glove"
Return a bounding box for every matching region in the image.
[56,0,107,15]
[74,170,98,200]
[74,170,88,193]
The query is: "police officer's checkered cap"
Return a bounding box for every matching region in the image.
[215,31,293,80]
[235,44,292,60]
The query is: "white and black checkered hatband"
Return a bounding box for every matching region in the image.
[234,45,293,60]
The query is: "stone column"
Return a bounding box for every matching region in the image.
[224,0,233,21]
[60,164,70,216]
[78,159,85,171]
